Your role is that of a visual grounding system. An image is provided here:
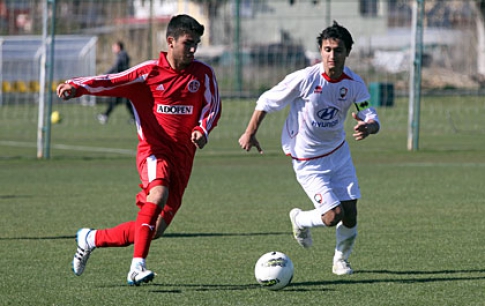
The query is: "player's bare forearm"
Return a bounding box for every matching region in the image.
[239,110,266,153]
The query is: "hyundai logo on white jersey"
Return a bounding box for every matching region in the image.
[317,107,339,120]
[157,104,194,115]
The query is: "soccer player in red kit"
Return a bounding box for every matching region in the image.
[57,14,221,286]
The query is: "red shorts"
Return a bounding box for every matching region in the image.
[135,155,192,226]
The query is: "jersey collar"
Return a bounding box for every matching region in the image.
[157,51,194,73]
[320,65,353,83]
[158,52,171,69]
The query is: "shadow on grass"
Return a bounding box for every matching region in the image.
[291,268,485,287]
[144,269,485,293]
[163,232,288,238]
[0,232,289,240]
[149,283,335,293]
[0,235,75,240]
[0,194,33,199]
[357,269,485,275]
[99,282,321,292]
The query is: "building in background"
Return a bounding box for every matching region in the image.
[0,0,482,97]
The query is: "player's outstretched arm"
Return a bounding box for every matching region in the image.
[239,110,266,154]
[56,83,77,100]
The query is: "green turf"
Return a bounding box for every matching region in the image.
[0,97,484,305]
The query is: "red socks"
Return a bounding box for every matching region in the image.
[133,202,162,259]
[93,202,162,259]
[95,221,136,247]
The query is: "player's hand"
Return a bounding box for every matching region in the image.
[191,130,207,149]
[56,83,76,100]
[352,112,369,141]
[238,132,263,154]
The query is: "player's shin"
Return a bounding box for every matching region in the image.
[334,221,358,262]
[332,222,357,275]
[294,208,326,228]
[133,202,162,259]
[95,221,135,247]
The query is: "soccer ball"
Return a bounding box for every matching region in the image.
[254,251,294,291]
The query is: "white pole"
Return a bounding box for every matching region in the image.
[407,0,424,151]
[476,7,485,75]
[37,0,48,158]
[0,39,3,106]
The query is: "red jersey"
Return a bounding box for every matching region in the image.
[67,52,221,169]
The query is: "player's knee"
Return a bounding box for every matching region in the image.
[147,185,169,206]
[322,205,344,227]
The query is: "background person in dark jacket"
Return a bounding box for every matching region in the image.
[97,41,135,124]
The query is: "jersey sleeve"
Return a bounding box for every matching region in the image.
[255,69,304,113]
[67,60,153,99]
[193,68,221,139]
[351,74,380,129]
[355,100,380,130]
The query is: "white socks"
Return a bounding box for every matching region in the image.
[131,258,146,270]
[334,222,357,263]
[293,209,358,263]
[295,208,325,228]
[86,230,97,249]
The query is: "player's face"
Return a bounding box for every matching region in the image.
[320,38,349,78]
[168,33,201,70]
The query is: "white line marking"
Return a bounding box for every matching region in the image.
[0,141,136,155]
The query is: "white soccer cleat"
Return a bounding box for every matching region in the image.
[127,263,155,286]
[332,259,353,275]
[289,208,313,248]
[72,228,95,276]
[96,114,108,125]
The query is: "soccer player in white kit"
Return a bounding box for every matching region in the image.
[239,21,380,276]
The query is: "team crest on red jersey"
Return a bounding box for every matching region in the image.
[187,80,200,93]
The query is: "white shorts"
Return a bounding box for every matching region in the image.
[292,141,360,215]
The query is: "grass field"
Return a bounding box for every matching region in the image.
[1,97,484,305]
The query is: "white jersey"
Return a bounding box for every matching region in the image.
[256,64,379,160]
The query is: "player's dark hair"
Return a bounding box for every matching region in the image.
[166,14,204,39]
[116,41,124,50]
[317,21,354,52]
